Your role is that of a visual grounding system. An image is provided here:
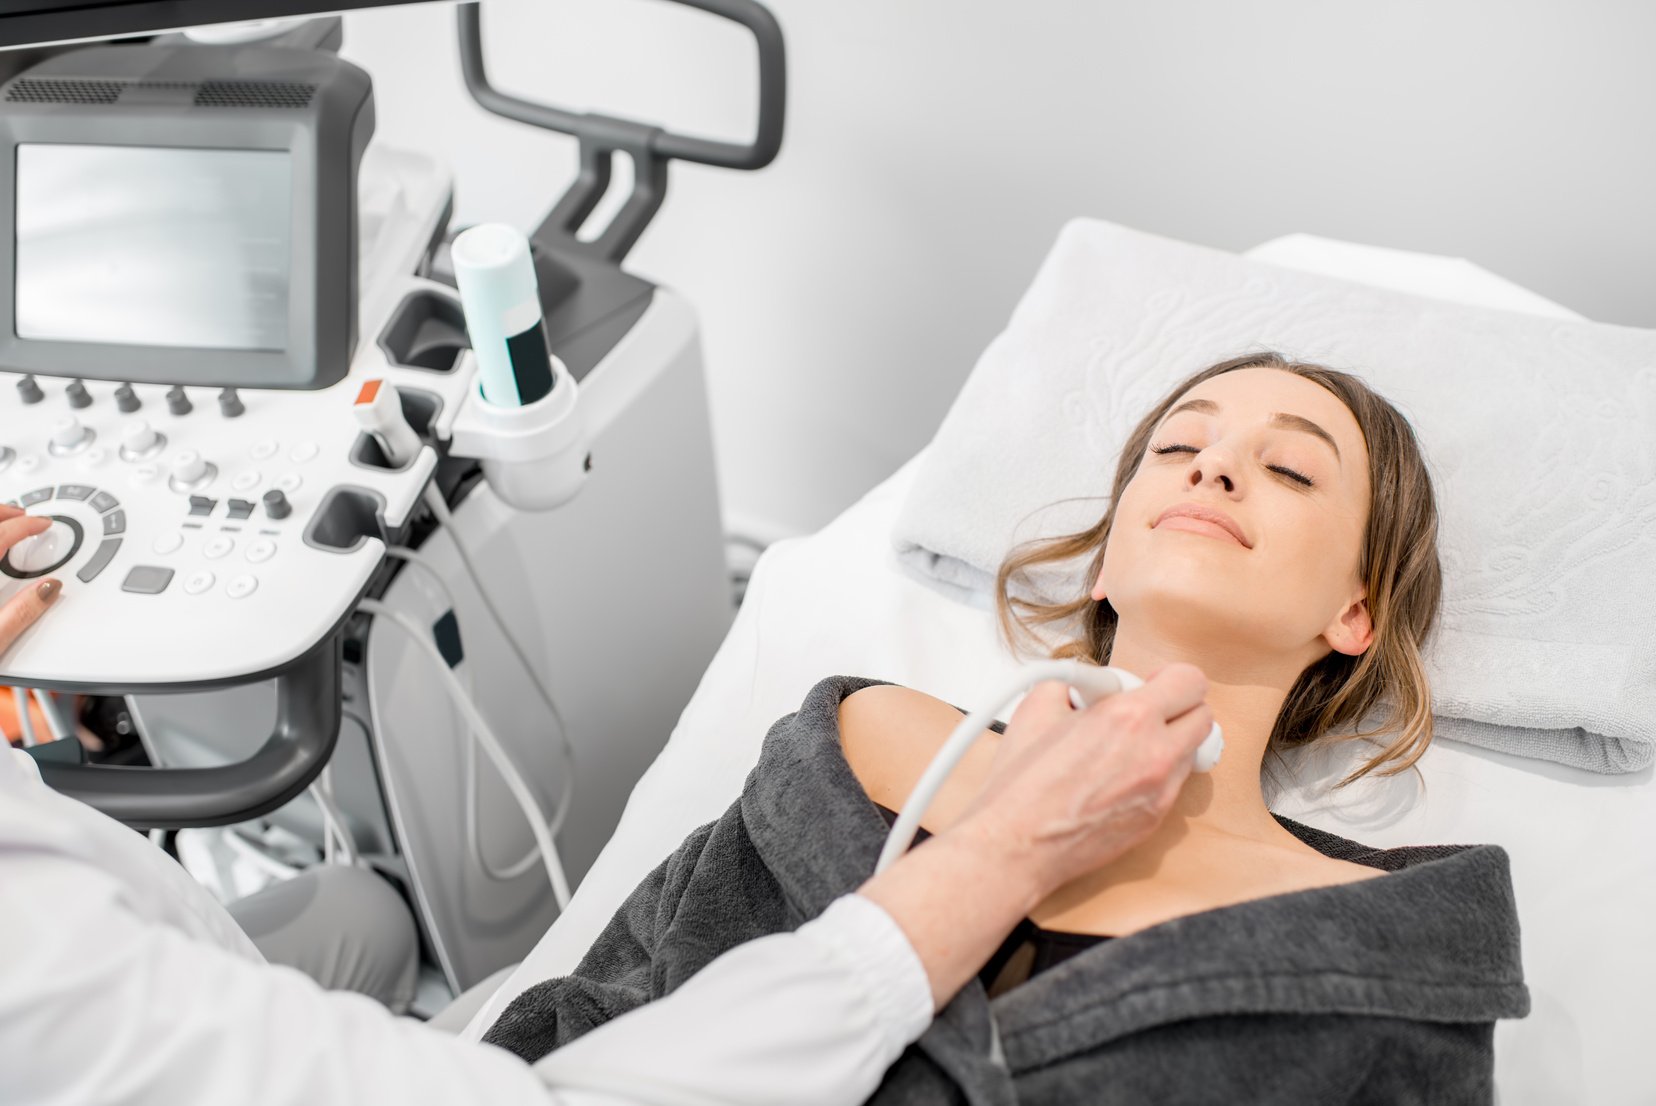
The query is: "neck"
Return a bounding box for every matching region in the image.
[1101,620,1310,848]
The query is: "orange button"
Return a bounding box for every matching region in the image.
[355,379,382,406]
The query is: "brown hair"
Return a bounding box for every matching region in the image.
[994,351,1442,791]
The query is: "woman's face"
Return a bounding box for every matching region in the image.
[1094,367,1375,665]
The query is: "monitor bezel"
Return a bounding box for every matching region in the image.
[0,75,361,390]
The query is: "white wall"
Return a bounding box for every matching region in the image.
[340,0,1656,541]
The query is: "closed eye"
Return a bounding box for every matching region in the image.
[1148,442,1316,488]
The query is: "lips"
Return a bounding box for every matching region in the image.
[1152,503,1251,548]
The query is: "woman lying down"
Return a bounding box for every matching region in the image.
[484,352,1531,1103]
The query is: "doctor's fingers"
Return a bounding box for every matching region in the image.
[0,512,52,553]
[0,577,60,654]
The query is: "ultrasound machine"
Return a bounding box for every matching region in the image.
[0,0,785,1008]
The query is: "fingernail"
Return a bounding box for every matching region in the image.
[36,579,60,603]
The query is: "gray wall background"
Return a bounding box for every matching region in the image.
[341,0,1656,540]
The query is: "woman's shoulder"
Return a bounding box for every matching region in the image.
[837,683,1003,831]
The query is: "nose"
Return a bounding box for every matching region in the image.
[1187,444,1236,493]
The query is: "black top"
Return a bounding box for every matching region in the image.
[874,803,1113,995]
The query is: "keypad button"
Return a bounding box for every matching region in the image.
[188,496,216,517]
[76,538,122,583]
[152,532,185,555]
[231,471,261,492]
[226,575,258,599]
[245,539,277,564]
[88,490,118,513]
[17,456,40,474]
[226,499,256,520]
[131,463,160,486]
[102,510,126,536]
[122,565,174,595]
[274,473,302,493]
[251,440,279,460]
[20,487,52,506]
[56,485,94,501]
[183,569,215,595]
[290,441,319,463]
[203,535,234,560]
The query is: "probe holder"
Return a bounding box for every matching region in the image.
[447,348,589,510]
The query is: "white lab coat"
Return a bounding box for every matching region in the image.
[0,747,934,1106]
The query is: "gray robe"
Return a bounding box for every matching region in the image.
[486,676,1531,1104]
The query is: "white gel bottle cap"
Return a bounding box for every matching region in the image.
[451,224,556,408]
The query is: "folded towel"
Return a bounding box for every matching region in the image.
[892,218,1656,774]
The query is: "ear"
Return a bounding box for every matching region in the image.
[1324,589,1374,656]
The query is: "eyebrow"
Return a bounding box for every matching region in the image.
[1161,397,1342,465]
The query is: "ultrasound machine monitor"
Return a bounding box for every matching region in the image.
[0,41,373,389]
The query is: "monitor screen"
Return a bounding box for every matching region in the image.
[14,143,292,351]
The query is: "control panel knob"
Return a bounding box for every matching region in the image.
[218,388,245,418]
[166,385,193,416]
[49,416,90,451]
[9,519,74,573]
[262,489,292,520]
[124,420,160,454]
[16,375,42,405]
[171,450,209,485]
[65,379,92,408]
[114,383,141,413]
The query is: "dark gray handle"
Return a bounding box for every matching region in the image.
[37,634,342,830]
[456,0,785,171]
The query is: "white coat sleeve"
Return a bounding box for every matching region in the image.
[0,748,933,1106]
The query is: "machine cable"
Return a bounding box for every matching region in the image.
[358,598,573,909]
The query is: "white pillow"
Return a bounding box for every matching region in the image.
[892,218,1656,774]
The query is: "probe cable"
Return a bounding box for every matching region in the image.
[358,598,573,909]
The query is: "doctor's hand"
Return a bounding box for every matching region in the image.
[856,662,1212,1010]
[0,507,63,654]
[956,662,1214,896]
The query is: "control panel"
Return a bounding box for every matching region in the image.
[0,146,477,689]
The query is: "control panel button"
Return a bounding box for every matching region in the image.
[251,440,279,460]
[203,535,234,560]
[183,569,215,595]
[114,383,141,413]
[76,538,122,583]
[16,455,39,474]
[102,510,126,536]
[78,448,107,470]
[131,463,160,486]
[262,490,292,520]
[55,485,94,501]
[274,473,302,493]
[120,420,166,461]
[89,491,118,514]
[187,495,217,517]
[169,452,218,493]
[0,448,14,474]
[245,539,277,564]
[218,388,245,418]
[165,386,193,416]
[290,441,320,463]
[121,565,174,595]
[65,379,91,409]
[226,574,258,599]
[226,498,256,520]
[231,471,261,492]
[152,532,184,555]
[48,416,93,455]
[20,487,52,506]
[16,375,43,405]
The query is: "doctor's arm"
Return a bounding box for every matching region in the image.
[0,659,1208,1106]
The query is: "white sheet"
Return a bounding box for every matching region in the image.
[463,241,1655,1106]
